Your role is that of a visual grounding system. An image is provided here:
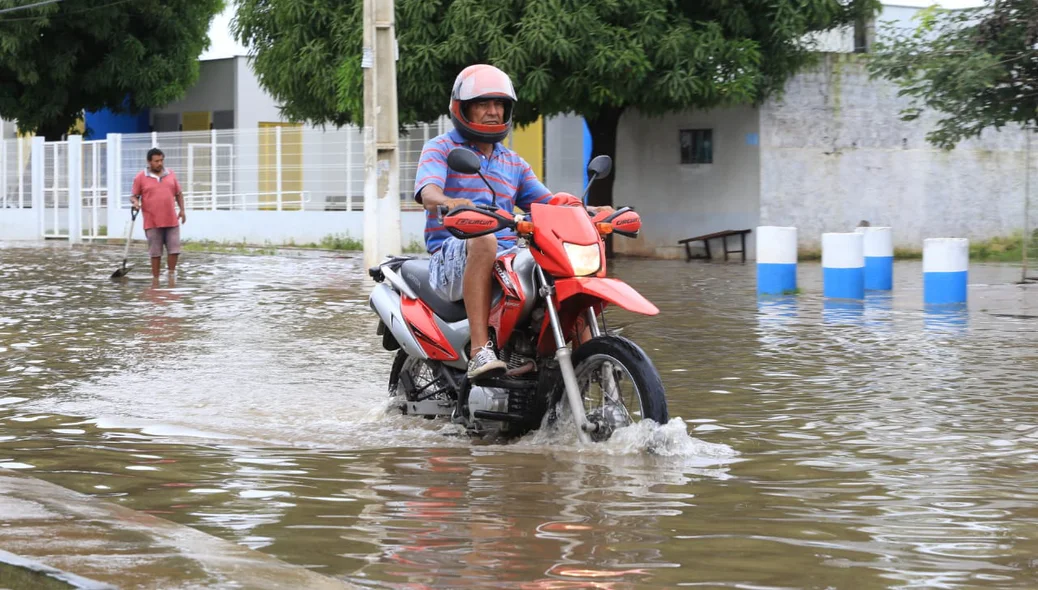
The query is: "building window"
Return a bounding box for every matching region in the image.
[680,129,713,164]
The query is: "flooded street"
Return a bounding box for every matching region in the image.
[2,242,1038,588]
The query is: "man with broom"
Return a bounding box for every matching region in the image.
[130,148,186,280]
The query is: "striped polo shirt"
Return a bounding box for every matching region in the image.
[414,129,552,254]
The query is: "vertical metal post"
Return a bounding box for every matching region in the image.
[275,125,283,211]
[31,137,44,237]
[1,139,8,210]
[1024,127,1032,282]
[18,136,25,208]
[51,143,59,235]
[106,134,121,239]
[346,127,353,212]
[151,131,158,149]
[92,143,100,238]
[68,135,83,244]
[211,129,218,210]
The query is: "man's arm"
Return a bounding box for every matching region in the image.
[420,184,471,213]
[176,191,186,223]
[414,143,471,213]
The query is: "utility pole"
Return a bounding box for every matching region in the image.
[362,0,402,269]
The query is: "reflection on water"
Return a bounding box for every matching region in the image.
[2,243,1038,588]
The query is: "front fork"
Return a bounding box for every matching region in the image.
[537,268,601,444]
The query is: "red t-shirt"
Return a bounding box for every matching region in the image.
[132,169,182,230]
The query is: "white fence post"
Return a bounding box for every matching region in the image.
[18,136,25,208]
[346,128,353,212]
[31,137,44,237]
[275,125,283,211]
[68,135,83,244]
[211,129,217,210]
[106,134,122,238]
[1,139,7,210]
[151,131,158,148]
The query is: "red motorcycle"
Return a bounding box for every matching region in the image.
[368,149,667,443]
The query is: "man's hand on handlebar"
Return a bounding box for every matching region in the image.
[444,198,474,211]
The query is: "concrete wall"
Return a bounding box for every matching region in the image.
[544,114,589,197]
[612,107,762,259]
[759,53,1029,251]
[0,209,38,240]
[235,57,286,129]
[151,59,237,127]
[104,207,427,250]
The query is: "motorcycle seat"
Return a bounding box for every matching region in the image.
[399,260,469,322]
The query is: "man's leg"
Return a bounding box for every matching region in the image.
[166,226,181,274]
[463,233,497,354]
[145,228,163,278]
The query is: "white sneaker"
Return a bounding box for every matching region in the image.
[467,341,506,380]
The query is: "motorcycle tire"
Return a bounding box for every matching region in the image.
[553,335,669,438]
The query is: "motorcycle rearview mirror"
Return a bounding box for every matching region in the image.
[446,148,481,174]
[446,147,499,209]
[587,155,612,180]
[580,155,613,202]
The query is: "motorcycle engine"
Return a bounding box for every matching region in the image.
[468,386,509,416]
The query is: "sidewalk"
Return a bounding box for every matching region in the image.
[0,469,356,590]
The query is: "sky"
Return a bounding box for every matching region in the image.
[199,0,989,62]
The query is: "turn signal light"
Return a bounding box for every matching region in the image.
[516,220,535,235]
[595,222,613,235]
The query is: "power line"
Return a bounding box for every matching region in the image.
[0,0,63,15]
[0,0,135,21]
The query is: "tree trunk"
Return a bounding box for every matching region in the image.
[584,106,624,258]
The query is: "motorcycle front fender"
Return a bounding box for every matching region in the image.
[536,277,659,355]
[554,277,660,316]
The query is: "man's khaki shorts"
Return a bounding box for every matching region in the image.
[145,226,181,258]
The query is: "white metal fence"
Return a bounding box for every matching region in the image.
[115,120,448,213]
[1,137,32,210]
[1,118,453,244]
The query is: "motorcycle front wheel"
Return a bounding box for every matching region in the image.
[553,335,669,442]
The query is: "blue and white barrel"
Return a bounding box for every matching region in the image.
[756,226,798,296]
[923,238,969,304]
[822,232,865,300]
[855,226,893,290]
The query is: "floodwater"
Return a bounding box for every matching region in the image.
[2,241,1038,589]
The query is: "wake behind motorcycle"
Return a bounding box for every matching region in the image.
[368,149,668,443]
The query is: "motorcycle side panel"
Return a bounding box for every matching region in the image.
[369,283,429,361]
[489,251,535,347]
[401,296,461,362]
[435,315,472,371]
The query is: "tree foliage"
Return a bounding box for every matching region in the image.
[235,0,872,209]
[868,1,1038,149]
[0,0,224,139]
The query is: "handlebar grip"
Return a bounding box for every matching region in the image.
[437,205,449,218]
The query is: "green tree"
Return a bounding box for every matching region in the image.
[0,0,224,139]
[234,0,872,210]
[868,1,1037,149]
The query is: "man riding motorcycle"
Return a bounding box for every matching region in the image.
[414,64,611,380]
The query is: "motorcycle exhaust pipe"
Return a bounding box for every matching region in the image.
[369,283,429,361]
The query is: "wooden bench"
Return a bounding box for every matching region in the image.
[678,229,752,262]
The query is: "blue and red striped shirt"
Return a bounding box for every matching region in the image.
[414,129,552,254]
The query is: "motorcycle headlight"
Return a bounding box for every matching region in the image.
[563,242,601,276]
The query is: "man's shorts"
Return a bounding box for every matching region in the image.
[428,237,516,302]
[145,226,181,258]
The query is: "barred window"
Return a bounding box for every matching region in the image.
[679,129,713,164]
